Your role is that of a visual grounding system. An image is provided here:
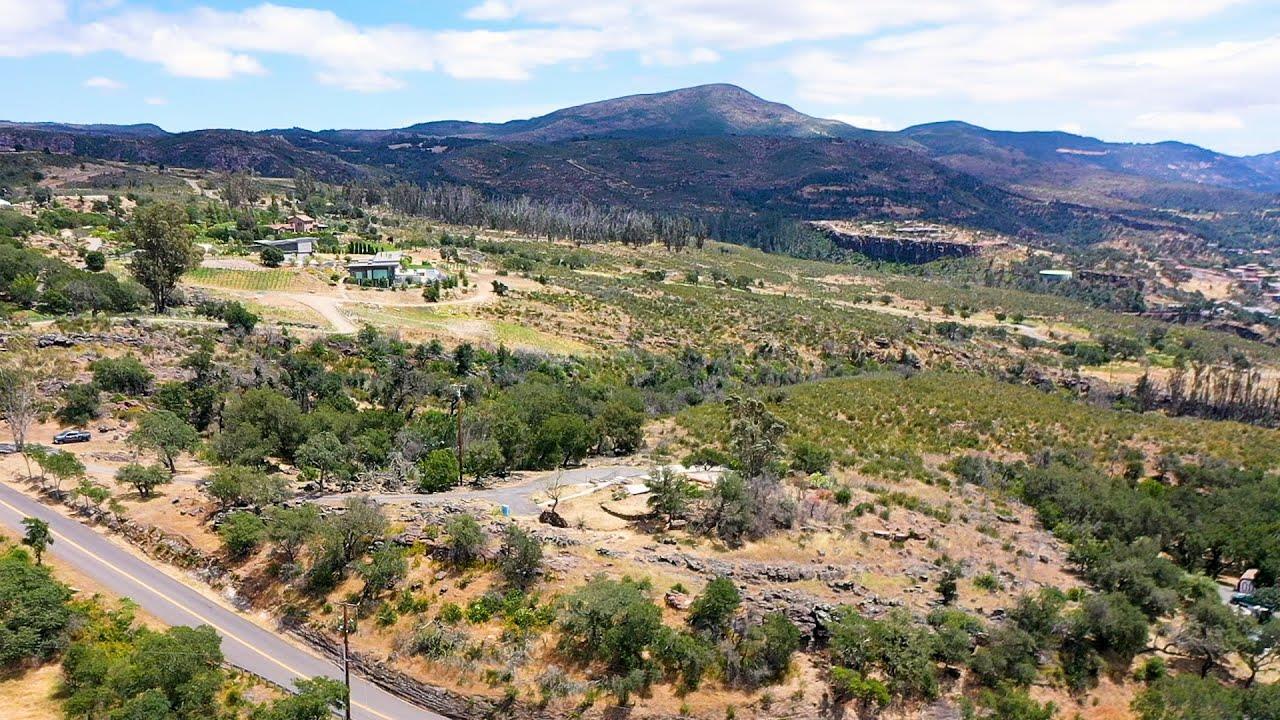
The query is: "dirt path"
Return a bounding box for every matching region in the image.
[258,280,498,333]
[281,293,357,334]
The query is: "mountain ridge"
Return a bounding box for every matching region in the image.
[3,83,1277,248]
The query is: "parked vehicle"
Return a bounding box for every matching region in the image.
[52,429,91,445]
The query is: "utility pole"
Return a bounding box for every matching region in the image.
[450,383,465,487]
[340,603,353,720]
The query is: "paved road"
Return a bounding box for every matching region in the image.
[0,482,446,720]
[316,465,653,515]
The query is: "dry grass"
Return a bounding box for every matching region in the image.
[0,665,62,720]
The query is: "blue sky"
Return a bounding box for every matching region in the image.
[3,0,1280,155]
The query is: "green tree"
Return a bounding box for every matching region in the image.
[252,677,348,720]
[91,355,154,395]
[444,513,487,568]
[212,389,302,465]
[647,466,696,528]
[206,465,287,508]
[701,471,753,545]
[84,250,106,272]
[463,439,506,483]
[220,511,267,559]
[296,431,348,493]
[1132,675,1244,720]
[358,546,407,601]
[56,383,101,426]
[724,612,802,688]
[829,608,938,699]
[305,497,387,592]
[687,576,741,638]
[40,449,85,492]
[497,523,543,590]
[927,607,983,667]
[62,624,224,720]
[596,395,644,454]
[558,575,662,673]
[972,688,1056,720]
[1238,617,1280,687]
[970,626,1041,687]
[789,438,833,474]
[20,517,52,565]
[1176,597,1246,678]
[114,463,170,499]
[726,395,786,479]
[652,627,716,694]
[0,548,72,668]
[129,409,199,472]
[126,202,201,313]
[936,561,962,605]
[221,300,259,334]
[419,448,459,493]
[260,245,285,267]
[830,666,890,709]
[266,504,321,563]
[73,478,109,512]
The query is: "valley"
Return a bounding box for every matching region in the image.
[1,84,1280,720]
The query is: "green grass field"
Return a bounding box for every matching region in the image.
[185,268,309,292]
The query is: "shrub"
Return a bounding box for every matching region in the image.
[829,667,890,708]
[498,524,543,590]
[57,383,100,426]
[444,514,487,568]
[974,573,1001,592]
[84,250,106,272]
[653,628,716,693]
[557,575,661,673]
[260,246,285,267]
[418,449,459,493]
[220,301,259,334]
[833,486,853,506]
[437,602,463,624]
[407,623,467,660]
[219,511,267,559]
[790,438,833,474]
[0,548,73,668]
[687,577,741,638]
[91,355,153,395]
[724,613,801,688]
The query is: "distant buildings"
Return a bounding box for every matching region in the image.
[253,237,315,260]
[269,214,325,234]
[347,251,447,286]
[346,252,401,284]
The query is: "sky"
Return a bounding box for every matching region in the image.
[3,0,1280,155]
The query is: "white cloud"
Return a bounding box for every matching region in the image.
[465,1,516,21]
[84,76,125,90]
[0,0,1275,131]
[144,96,168,106]
[1131,111,1245,132]
[0,0,66,34]
[778,0,1280,131]
[829,114,894,131]
[1057,122,1084,134]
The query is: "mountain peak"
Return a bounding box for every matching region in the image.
[405,83,861,142]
